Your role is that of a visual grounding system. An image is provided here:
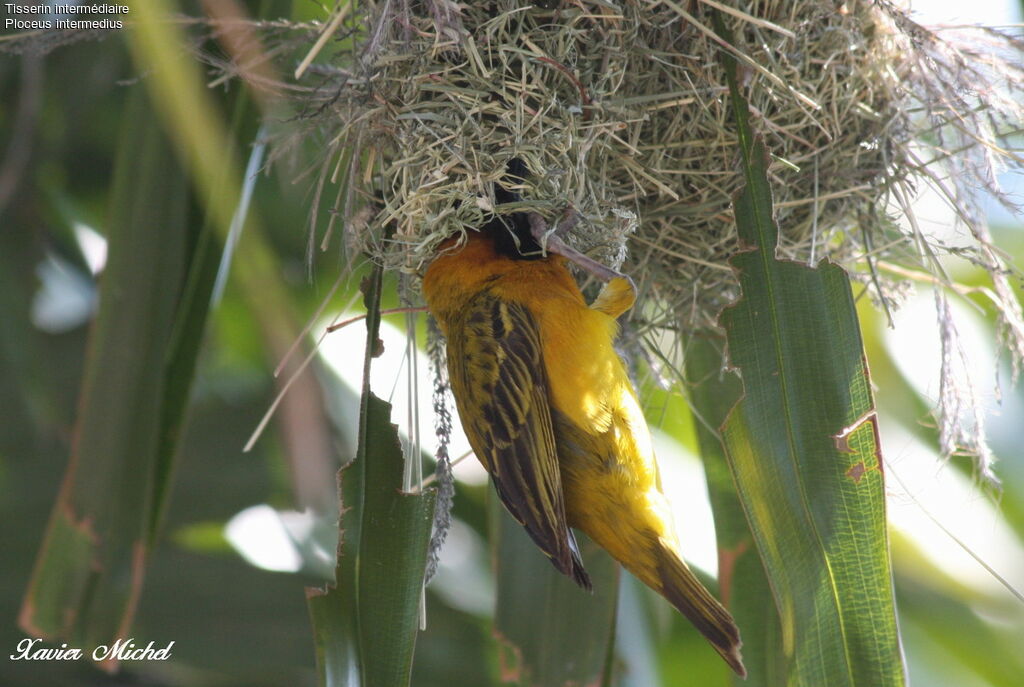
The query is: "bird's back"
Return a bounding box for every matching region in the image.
[426,234,665,537]
[423,230,745,676]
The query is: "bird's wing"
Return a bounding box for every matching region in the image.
[447,290,590,589]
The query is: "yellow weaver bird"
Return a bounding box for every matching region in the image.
[422,161,745,677]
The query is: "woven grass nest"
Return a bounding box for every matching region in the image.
[272,0,1024,469]
[285,1,1019,336]
[2,1,1017,470]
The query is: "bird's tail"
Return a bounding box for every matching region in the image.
[582,514,746,675]
[653,540,746,677]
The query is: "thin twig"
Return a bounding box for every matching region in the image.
[294,0,352,80]
[325,306,428,333]
[417,448,475,490]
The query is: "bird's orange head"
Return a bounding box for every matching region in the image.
[423,158,576,324]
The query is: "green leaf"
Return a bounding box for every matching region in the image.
[308,264,437,687]
[686,337,786,687]
[18,89,193,665]
[711,11,905,686]
[307,268,382,687]
[491,497,619,687]
[357,393,437,687]
[307,450,364,687]
[147,142,230,548]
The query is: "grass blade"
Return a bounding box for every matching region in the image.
[686,337,786,686]
[307,450,364,687]
[357,392,437,687]
[308,266,437,687]
[711,11,906,686]
[307,268,384,687]
[19,89,191,667]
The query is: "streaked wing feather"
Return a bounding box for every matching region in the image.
[447,291,590,589]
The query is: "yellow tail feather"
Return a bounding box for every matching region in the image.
[655,542,746,678]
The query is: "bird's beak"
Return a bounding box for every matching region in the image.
[527,211,636,290]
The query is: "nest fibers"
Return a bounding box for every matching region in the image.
[279,1,1024,471]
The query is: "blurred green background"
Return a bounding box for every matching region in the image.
[2,2,1023,686]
